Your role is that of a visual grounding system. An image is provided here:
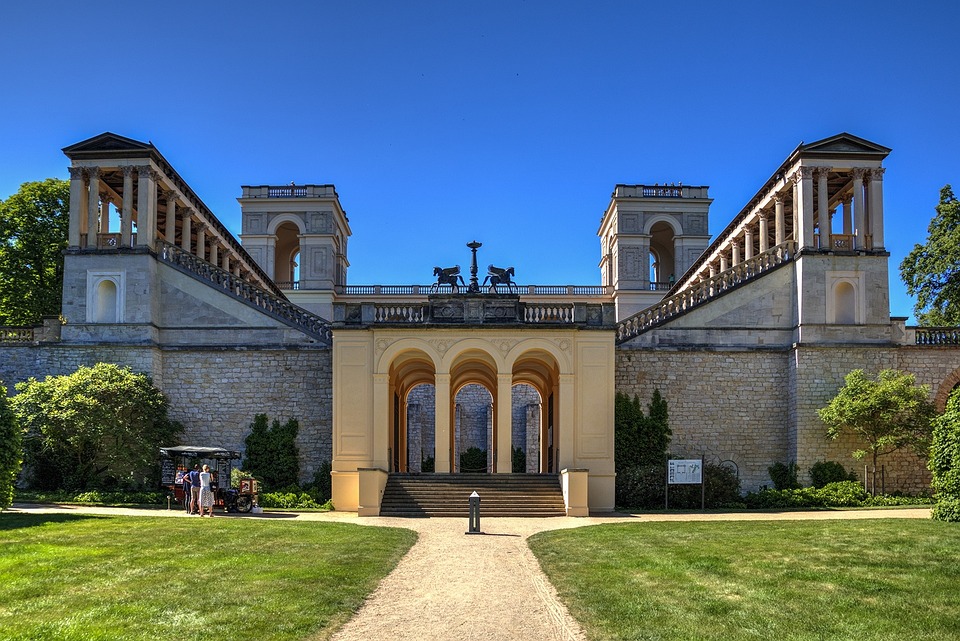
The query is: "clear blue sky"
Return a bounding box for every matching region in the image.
[2,1,958,322]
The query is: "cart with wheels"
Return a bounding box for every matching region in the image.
[159,446,259,513]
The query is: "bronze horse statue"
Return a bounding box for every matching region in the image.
[432,265,465,292]
[482,265,517,293]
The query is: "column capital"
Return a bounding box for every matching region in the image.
[772,194,784,205]
[757,209,768,221]
[122,165,136,178]
[851,167,869,180]
[68,166,86,180]
[870,167,886,181]
[181,207,195,220]
[794,166,815,182]
[162,189,177,203]
[136,165,158,181]
[86,166,101,179]
[815,166,832,179]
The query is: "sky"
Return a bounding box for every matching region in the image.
[1,1,958,322]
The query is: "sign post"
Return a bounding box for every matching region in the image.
[666,456,705,510]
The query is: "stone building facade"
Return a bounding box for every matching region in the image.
[1,131,959,512]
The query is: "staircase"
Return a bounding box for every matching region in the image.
[379,473,566,517]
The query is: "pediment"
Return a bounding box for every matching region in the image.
[62,132,153,156]
[800,133,891,157]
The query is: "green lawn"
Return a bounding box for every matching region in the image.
[0,514,416,641]
[529,520,960,641]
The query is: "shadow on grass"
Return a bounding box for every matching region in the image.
[0,512,105,531]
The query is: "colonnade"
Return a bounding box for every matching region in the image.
[66,162,274,293]
[678,164,885,291]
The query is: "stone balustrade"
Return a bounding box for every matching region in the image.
[617,241,796,343]
[914,327,960,346]
[157,241,332,344]
[337,284,609,297]
[0,327,35,343]
[524,303,575,324]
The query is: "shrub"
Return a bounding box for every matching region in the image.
[809,460,857,488]
[242,414,300,490]
[512,447,526,473]
[421,456,435,473]
[742,481,933,509]
[0,382,21,511]
[616,463,741,510]
[930,388,960,521]
[768,461,800,490]
[258,491,325,509]
[459,447,488,473]
[931,498,960,522]
[309,461,332,503]
[615,390,671,472]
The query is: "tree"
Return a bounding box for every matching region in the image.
[12,363,181,490]
[243,414,300,489]
[0,179,70,326]
[0,382,22,510]
[818,369,935,493]
[615,389,671,473]
[929,388,960,521]
[900,185,960,326]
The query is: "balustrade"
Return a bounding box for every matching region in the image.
[617,241,796,342]
[0,327,35,342]
[157,241,331,344]
[375,304,428,323]
[915,327,960,346]
[524,304,575,324]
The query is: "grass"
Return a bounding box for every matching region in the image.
[529,520,960,641]
[0,514,416,641]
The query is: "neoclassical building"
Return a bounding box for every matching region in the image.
[1,131,958,514]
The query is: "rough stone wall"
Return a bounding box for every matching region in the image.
[616,348,791,491]
[0,343,333,484]
[511,384,541,473]
[455,384,492,470]
[406,383,436,472]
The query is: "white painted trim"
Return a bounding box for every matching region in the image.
[85,270,125,323]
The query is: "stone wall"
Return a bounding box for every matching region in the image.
[616,347,790,491]
[0,343,333,484]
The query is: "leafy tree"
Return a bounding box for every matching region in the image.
[243,414,300,489]
[0,179,70,325]
[0,382,22,510]
[12,363,181,490]
[929,388,960,521]
[818,369,935,493]
[615,389,671,473]
[901,185,960,326]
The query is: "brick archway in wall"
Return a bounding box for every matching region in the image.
[934,368,960,412]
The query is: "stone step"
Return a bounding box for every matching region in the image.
[379,473,566,517]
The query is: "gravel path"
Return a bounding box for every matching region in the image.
[8,504,931,640]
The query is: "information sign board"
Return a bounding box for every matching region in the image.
[668,459,702,485]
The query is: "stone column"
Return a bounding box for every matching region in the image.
[121,166,134,247]
[745,227,754,260]
[196,223,206,261]
[99,196,111,233]
[210,242,219,267]
[794,166,815,249]
[496,373,513,473]
[731,239,740,265]
[180,208,193,252]
[372,374,390,471]
[774,196,785,245]
[557,374,575,470]
[719,251,728,272]
[67,166,85,247]
[163,190,177,244]
[86,166,101,247]
[758,212,769,253]
[868,167,885,249]
[136,166,158,248]
[852,168,867,249]
[817,167,830,249]
[222,252,230,273]
[841,196,852,234]
[824,208,835,250]
[434,374,452,473]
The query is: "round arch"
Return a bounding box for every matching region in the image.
[266,213,306,235]
[643,214,683,236]
[934,367,960,412]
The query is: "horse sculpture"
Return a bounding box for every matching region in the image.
[482,265,517,293]
[432,265,465,292]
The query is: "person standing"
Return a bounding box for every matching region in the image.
[189,464,201,515]
[180,469,192,513]
[199,464,215,517]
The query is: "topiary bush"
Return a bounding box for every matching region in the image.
[809,460,857,488]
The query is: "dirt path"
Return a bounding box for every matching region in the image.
[8,505,931,640]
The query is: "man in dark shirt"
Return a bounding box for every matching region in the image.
[189,464,201,515]
[179,470,192,512]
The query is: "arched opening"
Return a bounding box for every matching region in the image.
[405,383,436,472]
[511,383,541,473]
[834,281,856,324]
[274,221,300,286]
[95,279,117,323]
[512,349,561,473]
[388,350,436,473]
[455,384,493,472]
[649,221,677,289]
[649,250,660,288]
